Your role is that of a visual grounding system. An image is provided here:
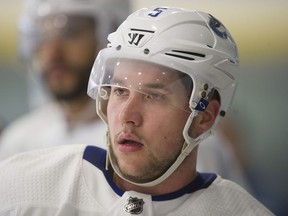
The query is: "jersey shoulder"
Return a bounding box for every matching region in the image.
[189,176,274,215]
[0,145,89,209]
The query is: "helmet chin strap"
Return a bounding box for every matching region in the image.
[105,110,202,187]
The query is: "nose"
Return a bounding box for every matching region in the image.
[38,39,63,63]
[119,93,143,127]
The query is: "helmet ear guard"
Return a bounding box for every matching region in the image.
[87,6,239,186]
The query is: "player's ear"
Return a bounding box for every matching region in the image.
[189,99,220,138]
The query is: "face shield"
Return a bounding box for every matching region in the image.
[88,55,193,124]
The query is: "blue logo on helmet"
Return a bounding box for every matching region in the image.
[209,15,228,39]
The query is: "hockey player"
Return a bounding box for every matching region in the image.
[0,6,273,215]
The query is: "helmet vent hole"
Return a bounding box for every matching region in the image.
[165,50,205,61]
[130,28,155,33]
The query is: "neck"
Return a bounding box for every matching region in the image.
[113,149,198,196]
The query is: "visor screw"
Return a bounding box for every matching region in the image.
[144,48,150,54]
[220,110,226,117]
[116,45,121,50]
[203,83,209,90]
[201,91,207,98]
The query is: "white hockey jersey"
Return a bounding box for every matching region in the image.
[0,145,274,216]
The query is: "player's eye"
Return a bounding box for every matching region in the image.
[145,92,166,101]
[113,87,129,97]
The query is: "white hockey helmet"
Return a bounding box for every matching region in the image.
[18,0,131,60]
[88,6,239,186]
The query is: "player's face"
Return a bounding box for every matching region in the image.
[107,61,191,183]
[34,16,98,101]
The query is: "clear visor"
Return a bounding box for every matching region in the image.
[88,58,193,113]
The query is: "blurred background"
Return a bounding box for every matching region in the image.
[0,0,287,214]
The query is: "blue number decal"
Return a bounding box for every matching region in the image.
[148,7,167,17]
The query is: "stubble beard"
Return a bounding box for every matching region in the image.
[108,142,180,184]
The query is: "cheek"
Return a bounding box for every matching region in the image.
[154,128,184,159]
[107,101,120,132]
[148,109,188,141]
[106,102,114,124]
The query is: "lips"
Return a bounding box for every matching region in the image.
[118,134,143,146]
[117,133,143,152]
[119,139,143,146]
[48,66,68,76]
[45,63,71,75]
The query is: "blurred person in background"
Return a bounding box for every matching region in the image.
[0,0,131,160]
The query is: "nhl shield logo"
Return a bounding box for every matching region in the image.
[124,197,145,214]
